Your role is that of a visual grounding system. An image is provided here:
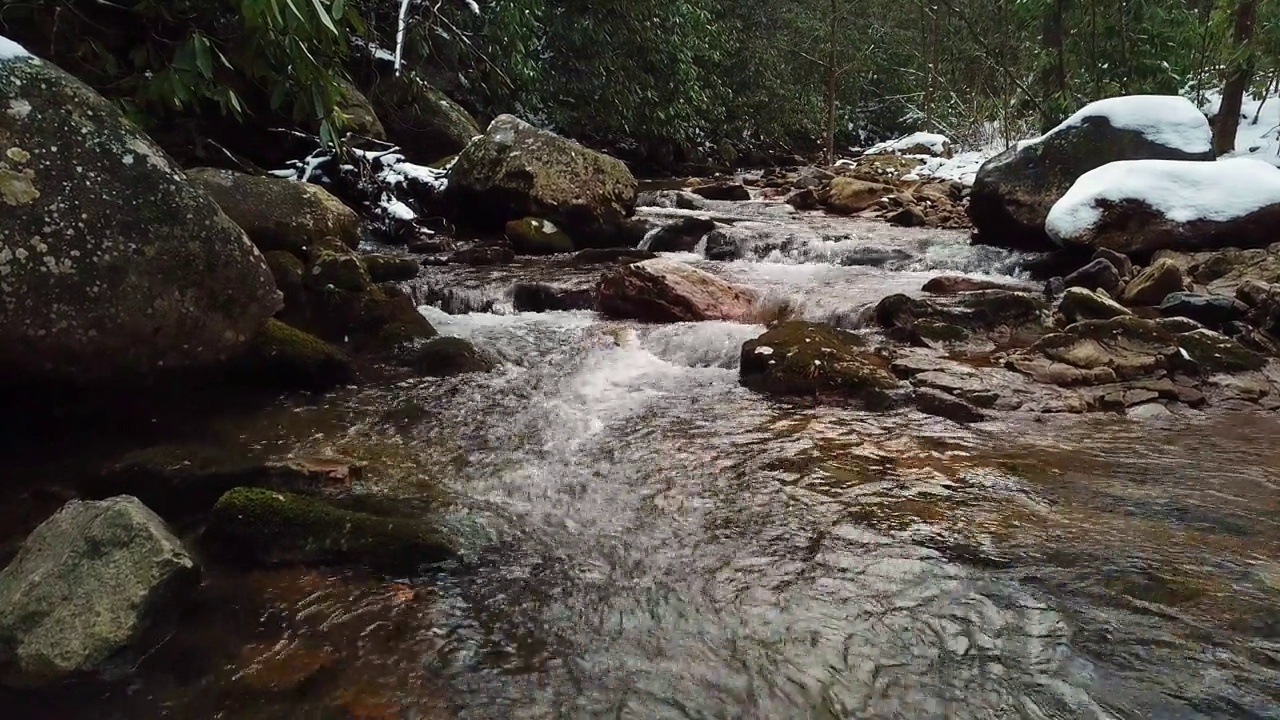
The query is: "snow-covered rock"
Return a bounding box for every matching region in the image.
[866,132,952,158]
[969,95,1214,251]
[0,41,280,386]
[1047,157,1280,254]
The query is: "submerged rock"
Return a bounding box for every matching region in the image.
[0,497,198,686]
[597,258,758,323]
[187,168,362,254]
[204,487,455,572]
[740,321,898,404]
[446,114,638,246]
[0,49,280,387]
[398,337,496,377]
[969,95,1213,250]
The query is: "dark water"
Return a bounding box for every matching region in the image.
[4,206,1279,719]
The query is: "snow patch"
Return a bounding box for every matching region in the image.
[905,150,988,186]
[865,132,951,156]
[382,197,416,221]
[0,35,32,62]
[1198,88,1280,167]
[1046,157,1280,242]
[1045,95,1211,155]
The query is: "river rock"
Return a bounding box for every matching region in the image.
[512,282,595,312]
[823,177,895,214]
[922,276,1028,295]
[0,47,280,387]
[1045,158,1280,254]
[597,258,758,323]
[875,291,1048,345]
[1059,286,1133,323]
[446,114,638,246]
[1063,257,1123,295]
[1120,258,1189,306]
[363,71,480,164]
[910,387,987,423]
[636,189,708,210]
[1159,243,1280,297]
[785,187,820,210]
[397,336,496,377]
[0,497,198,686]
[204,487,455,572]
[1158,292,1249,330]
[362,254,420,283]
[689,180,750,201]
[232,318,357,393]
[1093,248,1134,278]
[969,95,1213,250]
[740,321,898,404]
[1176,328,1266,373]
[187,168,362,254]
[643,217,715,252]
[504,217,574,255]
[1023,316,1182,381]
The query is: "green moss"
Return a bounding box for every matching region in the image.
[505,217,574,255]
[204,487,456,572]
[740,321,899,405]
[234,319,357,392]
[305,250,371,292]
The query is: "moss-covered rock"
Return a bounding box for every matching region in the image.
[187,168,362,255]
[364,72,480,164]
[822,177,894,214]
[305,251,371,293]
[327,77,386,141]
[0,49,280,387]
[204,488,456,572]
[399,337,496,377]
[446,115,638,246]
[361,254,420,283]
[281,285,437,353]
[740,321,899,404]
[505,217,575,254]
[233,319,357,392]
[1175,328,1267,373]
[263,251,306,311]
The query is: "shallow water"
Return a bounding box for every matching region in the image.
[4,211,1279,719]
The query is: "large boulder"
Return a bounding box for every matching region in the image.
[969,95,1214,250]
[597,258,758,323]
[823,177,895,214]
[0,45,280,386]
[187,168,362,255]
[365,71,480,164]
[1045,158,1280,254]
[445,115,638,246]
[740,321,899,404]
[0,497,198,686]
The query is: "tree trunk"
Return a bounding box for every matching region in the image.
[1040,0,1069,128]
[824,0,839,164]
[1213,0,1259,156]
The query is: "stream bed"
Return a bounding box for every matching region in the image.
[3,205,1278,719]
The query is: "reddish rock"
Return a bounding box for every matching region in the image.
[597,258,758,323]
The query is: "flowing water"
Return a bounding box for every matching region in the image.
[4,205,1279,719]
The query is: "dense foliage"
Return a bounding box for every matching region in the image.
[2,0,1277,163]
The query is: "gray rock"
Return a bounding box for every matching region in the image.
[0,497,198,686]
[1059,286,1132,323]
[1121,259,1189,306]
[911,387,987,423]
[1064,257,1123,295]
[1092,248,1134,277]
[0,50,280,386]
[1159,292,1250,330]
[643,217,716,252]
[187,168,362,254]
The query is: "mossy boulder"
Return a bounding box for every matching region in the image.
[399,337,496,377]
[1175,328,1267,373]
[361,253,420,283]
[365,71,480,164]
[281,285,437,353]
[204,487,456,572]
[327,77,386,142]
[505,217,574,254]
[232,319,357,392]
[305,250,371,292]
[446,114,638,246]
[822,177,894,214]
[0,48,280,387]
[740,321,899,405]
[187,168,362,255]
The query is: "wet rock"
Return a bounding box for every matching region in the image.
[1120,258,1189,306]
[406,238,454,255]
[0,497,198,686]
[281,284,437,353]
[572,248,658,264]
[306,249,371,292]
[922,276,1029,295]
[703,224,772,261]
[1059,286,1132,323]
[0,52,280,387]
[362,254,420,283]
[1093,247,1133,278]
[597,258,758,323]
[1063,257,1123,295]
[969,95,1213,250]
[265,251,307,310]
[1176,328,1267,373]
[823,177,895,214]
[204,488,455,572]
[1023,316,1181,380]
[739,322,898,404]
[446,115,637,246]
[1158,292,1249,330]
[398,337,496,377]
[98,444,366,518]
[1154,316,1205,334]
[910,370,1001,408]
[188,168,361,254]
[688,180,750,201]
[875,291,1047,344]
[910,387,987,423]
[512,283,595,312]
[232,319,357,392]
[887,205,927,227]
[447,245,515,266]
[643,217,715,252]
[785,187,820,210]
[1004,356,1118,387]
[635,189,708,210]
[505,217,574,255]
